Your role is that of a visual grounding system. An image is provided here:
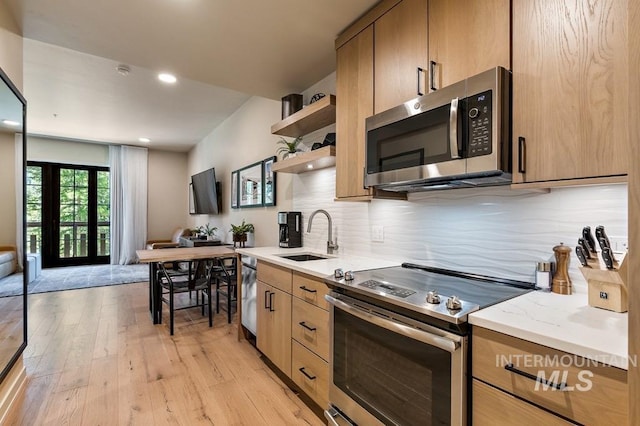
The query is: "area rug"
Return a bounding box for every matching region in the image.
[0,264,149,297]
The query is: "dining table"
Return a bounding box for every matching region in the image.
[136,245,239,325]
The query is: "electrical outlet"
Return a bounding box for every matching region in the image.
[371,225,384,242]
[609,236,628,252]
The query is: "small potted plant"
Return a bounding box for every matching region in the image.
[198,223,218,241]
[230,219,255,248]
[276,136,303,160]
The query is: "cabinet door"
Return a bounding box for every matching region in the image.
[256,281,292,376]
[512,0,628,183]
[428,0,510,90]
[374,0,428,113]
[336,25,374,199]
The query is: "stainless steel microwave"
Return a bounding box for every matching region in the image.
[365,67,511,191]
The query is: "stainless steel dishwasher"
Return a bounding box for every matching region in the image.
[240,255,257,335]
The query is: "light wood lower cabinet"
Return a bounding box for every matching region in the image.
[472,327,628,425]
[257,280,292,377]
[292,340,329,410]
[256,261,330,409]
[472,380,574,425]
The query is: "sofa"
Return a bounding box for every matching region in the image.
[0,245,17,280]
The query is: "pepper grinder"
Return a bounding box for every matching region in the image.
[552,243,572,295]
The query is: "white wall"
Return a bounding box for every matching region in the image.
[0,133,16,245]
[0,5,22,91]
[27,136,109,166]
[147,150,189,240]
[188,96,293,246]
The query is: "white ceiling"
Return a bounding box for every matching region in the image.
[5,0,378,151]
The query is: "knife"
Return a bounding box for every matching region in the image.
[597,236,616,262]
[577,238,592,259]
[601,247,615,270]
[575,245,590,267]
[582,226,597,253]
[595,226,611,251]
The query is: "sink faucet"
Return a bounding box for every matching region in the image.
[307,209,338,254]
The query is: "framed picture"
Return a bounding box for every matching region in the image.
[238,160,263,207]
[263,156,277,206]
[231,171,238,208]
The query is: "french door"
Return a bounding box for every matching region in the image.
[27,162,110,267]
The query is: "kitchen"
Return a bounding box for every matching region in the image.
[0,0,638,424]
[209,0,634,424]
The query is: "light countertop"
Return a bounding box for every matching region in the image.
[469,289,629,370]
[235,246,401,279]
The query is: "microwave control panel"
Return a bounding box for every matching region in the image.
[467,90,492,157]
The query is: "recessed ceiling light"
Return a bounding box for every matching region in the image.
[307,164,314,169]
[138,137,151,143]
[2,119,20,126]
[158,73,177,84]
[116,64,131,76]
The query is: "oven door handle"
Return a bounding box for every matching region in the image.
[326,295,460,353]
[324,406,355,426]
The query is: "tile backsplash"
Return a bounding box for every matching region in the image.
[293,168,627,287]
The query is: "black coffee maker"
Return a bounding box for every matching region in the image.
[278,211,302,248]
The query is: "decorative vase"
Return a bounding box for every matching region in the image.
[233,233,247,248]
[286,152,298,159]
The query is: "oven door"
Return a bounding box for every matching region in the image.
[325,293,467,426]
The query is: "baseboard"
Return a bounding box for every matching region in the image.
[0,358,26,424]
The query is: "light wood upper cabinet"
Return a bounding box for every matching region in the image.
[374,0,428,113]
[512,0,629,184]
[428,0,510,90]
[336,25,374,200]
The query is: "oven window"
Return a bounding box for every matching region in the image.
[333,308,451,425]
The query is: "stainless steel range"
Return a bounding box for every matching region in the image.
[323,263,534,426]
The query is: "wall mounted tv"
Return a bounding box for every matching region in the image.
[191,167,222,214]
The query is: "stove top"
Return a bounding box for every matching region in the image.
[324,263,535,324]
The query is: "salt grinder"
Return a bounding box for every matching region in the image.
[552,243,572,295]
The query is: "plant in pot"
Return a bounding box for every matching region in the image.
[230,219,255,248]
[276,136,303,160]
[198,223,218,241]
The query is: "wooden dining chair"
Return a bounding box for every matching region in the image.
[214,256,238,324]
[157,260,215,335]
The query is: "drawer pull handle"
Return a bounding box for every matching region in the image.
[299,367,316,380]
[299,286,317,293]
[504,363,567,390]
[299,321,317,332]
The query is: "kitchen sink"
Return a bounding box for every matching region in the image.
[278,253,331,262]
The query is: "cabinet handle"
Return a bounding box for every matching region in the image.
[429,60,437,91]
[299,286,317,293]
[269,292,275,312]
[416,67,425,96]
[299,367,317,380]
[264,290,270,309]
[518,137,526,173]
[298,321,317,332]
[504,363,567,390]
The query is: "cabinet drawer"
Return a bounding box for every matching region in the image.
[257,261,292,293]
[292,340,329,410]
[473,379,574,425]
[292,297,330,361]
[472,327,627,425]
[292,271,330,310]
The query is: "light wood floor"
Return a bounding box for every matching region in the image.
[4,282,323,425]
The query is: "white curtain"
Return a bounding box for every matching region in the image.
[14,134,24,270]
[109,145,148,265]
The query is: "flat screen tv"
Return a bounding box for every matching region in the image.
[191,168,222,214]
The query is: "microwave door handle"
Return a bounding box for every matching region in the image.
[449,97,460,159]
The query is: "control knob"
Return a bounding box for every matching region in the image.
[426,290,441,304]
[334,268,344,279]
[344,271,355,281]
[469,107,480,119]
[446,295,462,311]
